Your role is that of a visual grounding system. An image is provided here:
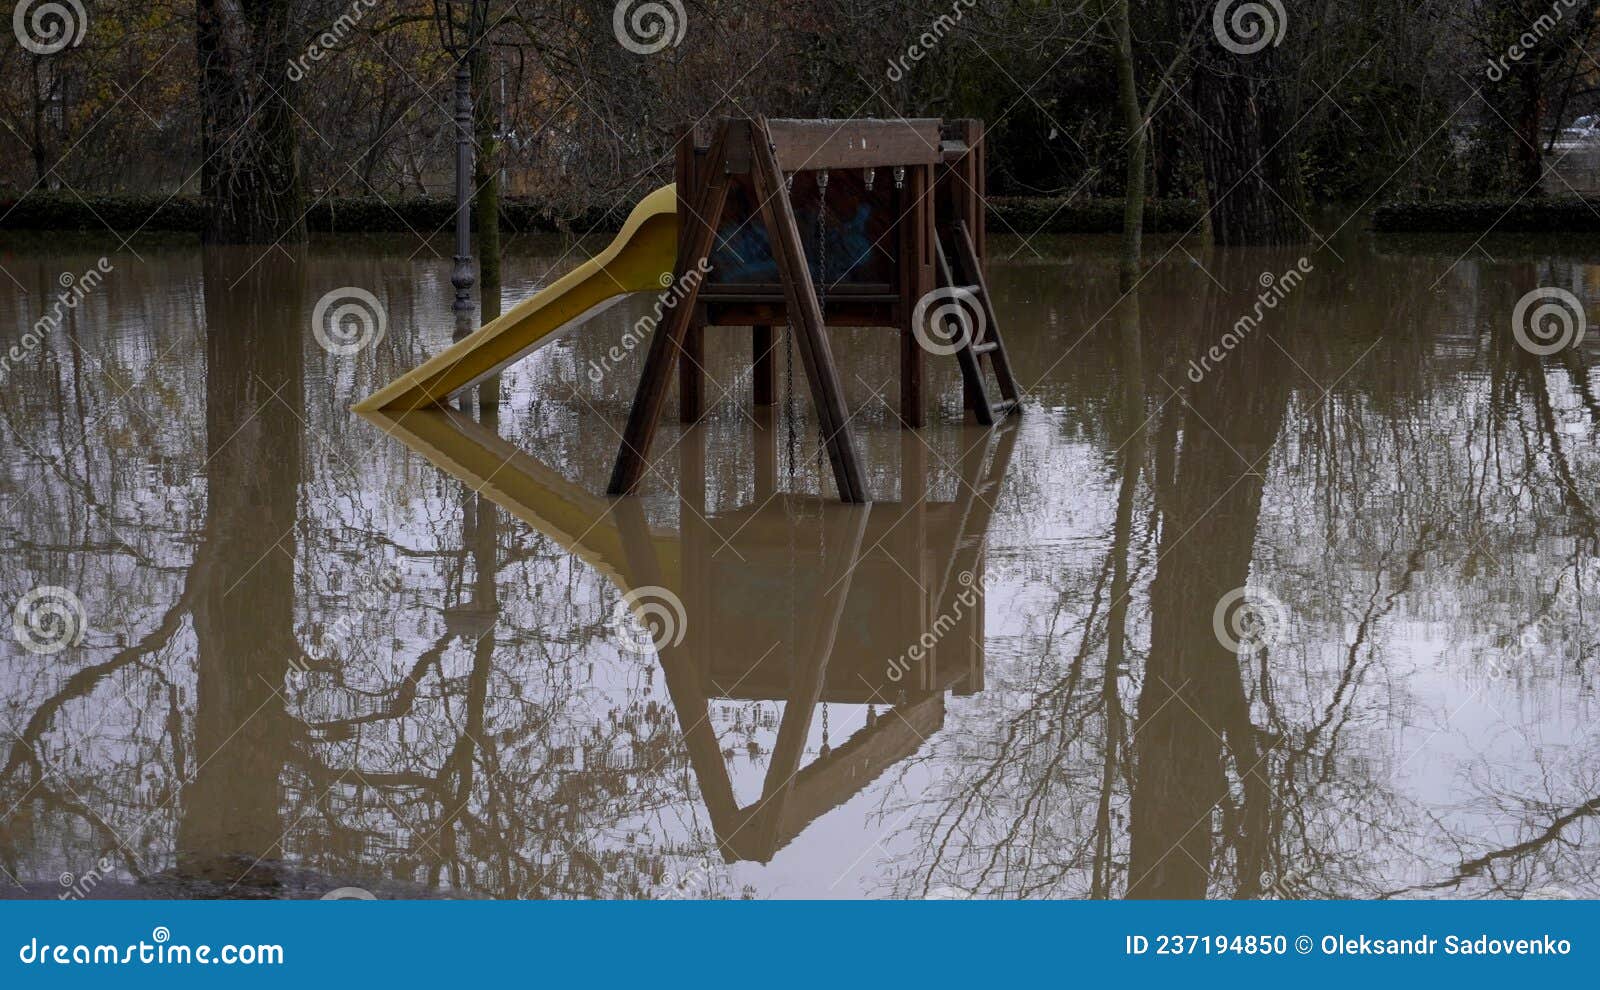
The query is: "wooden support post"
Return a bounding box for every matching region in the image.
[678,311,705,423]
[943,120,985,255]
[608,122,736,496]
[753,326,778,501]
[677,123,709,426]
[899,320,925,429]
[939,122,989,417]
[753,406,777,501]
[752,324,776,407]
[749,116,869,503]
[679,415,706,515]
[898,163,933,429]
[963,120,987,266]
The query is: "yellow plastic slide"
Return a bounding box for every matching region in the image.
[353,183,678,412]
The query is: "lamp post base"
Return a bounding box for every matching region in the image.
[451,255,475,315]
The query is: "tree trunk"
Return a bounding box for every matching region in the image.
[471,46,502,404]
[1179,0,1303,245]
[1509,62,1547,192]
[196,0,305,244]
[30,60,49,185]
[471,47,502,323]
[1110,0,1146,291]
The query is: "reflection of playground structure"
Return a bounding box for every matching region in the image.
[364,408,1016,863]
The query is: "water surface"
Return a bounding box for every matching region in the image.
[0,224,1596,899]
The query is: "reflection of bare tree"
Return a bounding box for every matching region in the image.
[1091,299,1145,898]
[871,250,1494,900]
[0,244,732,899]
[3,236,1598,901]
[1388,791,1600,899]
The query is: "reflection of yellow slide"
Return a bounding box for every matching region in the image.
[357,407,678,590]
[353,184,678,412]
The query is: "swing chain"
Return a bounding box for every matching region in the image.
[785,321,796,478]
[815,169,829,312]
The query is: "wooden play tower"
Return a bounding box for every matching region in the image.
[607,116,1021,504]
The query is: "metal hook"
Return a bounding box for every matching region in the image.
[864,168,876,191]
[893,166,906,189]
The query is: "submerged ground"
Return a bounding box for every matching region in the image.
[0,220,1596,899]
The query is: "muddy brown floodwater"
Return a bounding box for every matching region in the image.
[0,223,1596,899]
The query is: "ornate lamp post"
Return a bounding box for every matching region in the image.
[432,0,491,315]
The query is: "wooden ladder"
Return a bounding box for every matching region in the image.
[933,220,1021,426]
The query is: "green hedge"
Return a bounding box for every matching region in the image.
[1,191,1204,236]
[0,194,209,232]
[311,196,633,234]
[1373,198,1600,233]
[0,193,629,235]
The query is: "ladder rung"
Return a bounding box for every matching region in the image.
[950,284,981,295]
[990,399,1019,416]
[970,341,998,355]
